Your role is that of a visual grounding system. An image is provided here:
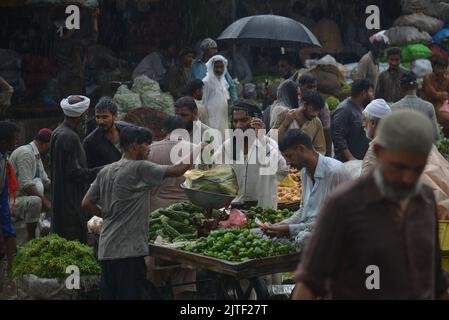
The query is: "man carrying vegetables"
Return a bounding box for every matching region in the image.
[258,129,342,251]
[82,126,198,299]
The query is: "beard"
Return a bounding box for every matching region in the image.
[374,166,421,202]
[98,123,113,132]
[364,127,373,140]
[185,121,194,131]
[363,97,373,108]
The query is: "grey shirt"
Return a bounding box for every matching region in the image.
[85,158,167,260]
[391,95,440,141]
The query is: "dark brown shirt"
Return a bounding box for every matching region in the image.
[295,171,449,299]
[374,67,407,103]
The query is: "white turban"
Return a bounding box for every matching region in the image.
[60,95,90,117]
[364,99,391,119]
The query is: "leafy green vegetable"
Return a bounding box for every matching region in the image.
[13,234,100,279]
[437,126,449,160]
[326,96,340,112]
[245,207,293,227]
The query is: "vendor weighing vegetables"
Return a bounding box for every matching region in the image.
[82,126,199,300]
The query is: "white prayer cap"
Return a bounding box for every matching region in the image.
[60,95,90,117]
[364,99,391,119]
[376,109,433,155]
[200,38,217,50]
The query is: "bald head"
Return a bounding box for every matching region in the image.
[375,109,434,156]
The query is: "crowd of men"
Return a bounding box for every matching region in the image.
[1,30,449,300]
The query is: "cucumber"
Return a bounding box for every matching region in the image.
[161,221,181,238]
[160,209,190,221]
[166,219,193,231]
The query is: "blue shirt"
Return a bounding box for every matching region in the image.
[282,154,342,237]
[0,153,15,238]
[190,59,238,101]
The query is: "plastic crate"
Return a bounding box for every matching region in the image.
[443,256,449,273]
[439,220,449,253]
[439,221,449,273]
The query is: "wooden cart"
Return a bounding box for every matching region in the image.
[149,244,301,299]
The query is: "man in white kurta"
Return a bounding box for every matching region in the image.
[202,55,231,136]
[212,100,288,209]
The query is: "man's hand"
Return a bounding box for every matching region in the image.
[296,107,306,127]
[251,117,266,137]
[250,117,265,130]
[284,110,295,127]
[261,223,290,237]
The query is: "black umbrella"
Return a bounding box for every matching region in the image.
[217,15,321,49]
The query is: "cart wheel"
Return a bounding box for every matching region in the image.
[251,277,269,300]
[289,284,296,300]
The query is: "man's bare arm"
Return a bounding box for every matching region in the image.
[81,197,102,217]
[291,282,316,300]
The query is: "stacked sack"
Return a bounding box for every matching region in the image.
[113,75,175,116]
[382,0,449,79]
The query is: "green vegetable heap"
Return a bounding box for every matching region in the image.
[13,234,100,279]
[437,126,449,160]
[149,202,220,242]
[326,96,340,112]
[245,207,293,229]
[182,228,292,262]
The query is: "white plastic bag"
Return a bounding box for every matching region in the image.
[412,59,433,78]
[87,216,103,235]
[36,213,51,237]
[16,274,100,300]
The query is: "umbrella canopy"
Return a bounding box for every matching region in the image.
[217,14,321,49]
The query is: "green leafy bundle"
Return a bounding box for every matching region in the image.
[13,234,100,279]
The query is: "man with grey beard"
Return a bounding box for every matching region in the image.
[292,109,449,300]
